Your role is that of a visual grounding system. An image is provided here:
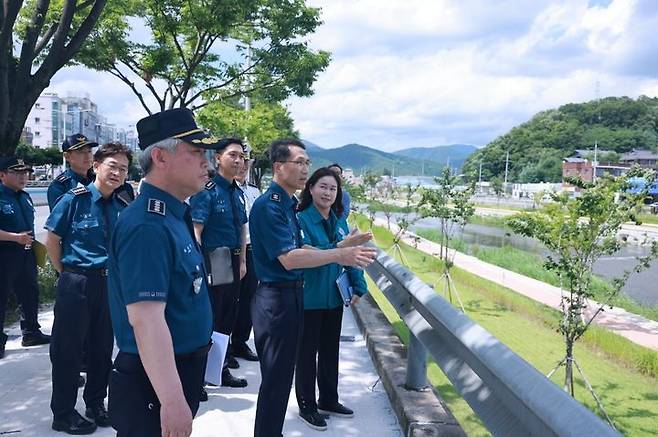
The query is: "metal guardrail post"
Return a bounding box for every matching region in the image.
[363,242,621,437]
[405,332,428,390]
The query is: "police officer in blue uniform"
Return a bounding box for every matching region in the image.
[48,134,134,212]
[0,157,50,359]
[45,143,134,435]
[48,134,97,211]
[249,139,378,437]
[107,108,217,437]
[190,137,249,387]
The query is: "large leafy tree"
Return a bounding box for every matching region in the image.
[81,0,330,114]
[196,99,297,155]
[0,0,121,155]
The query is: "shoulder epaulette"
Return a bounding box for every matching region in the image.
[55,173,71,183]
[147,198,166,216]
[205,180,216,190]
[116,190,132,206]
[270,192,281,202]
[71,186,89,196]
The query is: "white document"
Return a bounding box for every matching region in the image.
[204,331,229,386]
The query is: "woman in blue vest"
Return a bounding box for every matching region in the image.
[294,167,372,431]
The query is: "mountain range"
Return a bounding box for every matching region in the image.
[302,141,477,176]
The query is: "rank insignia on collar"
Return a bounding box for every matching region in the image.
[71,186,89,196]
[56,173,71,182]
[147,198,166,216]
[270,193,280,202]
[205,180,216,190]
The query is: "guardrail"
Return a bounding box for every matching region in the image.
[363,243,620,437]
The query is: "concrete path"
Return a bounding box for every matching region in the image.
[0,306,402,436]
[374,217,658,350]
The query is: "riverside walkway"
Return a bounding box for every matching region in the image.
[0,305,403,436]
[374,217,658,350]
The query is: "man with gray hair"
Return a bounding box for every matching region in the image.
[107,108,221,437]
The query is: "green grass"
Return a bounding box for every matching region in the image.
[353,214,658,436]
[415,228,658,322]
[636,214,658,226]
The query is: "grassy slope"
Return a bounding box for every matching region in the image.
[415,228,658,322]
[354,215,658,436]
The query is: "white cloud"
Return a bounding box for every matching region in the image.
[287,0,658,150]
[48,0,658,151]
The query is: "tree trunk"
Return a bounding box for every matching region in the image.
[564,341,575,396]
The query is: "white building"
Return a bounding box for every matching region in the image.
[23,93,66,148]
[24,91,136,150]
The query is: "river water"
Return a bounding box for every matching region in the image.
[376,212,658,307]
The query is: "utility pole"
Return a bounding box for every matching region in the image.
[504,151,509,185]
[593,80,601,183]
[478,160,483,194]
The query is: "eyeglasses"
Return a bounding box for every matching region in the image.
[278,160,312,168]
[101,162,128,175]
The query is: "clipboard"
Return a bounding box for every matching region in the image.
[32,240,48,267]
[336,270,353,307]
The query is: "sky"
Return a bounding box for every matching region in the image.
[48,0,658,152]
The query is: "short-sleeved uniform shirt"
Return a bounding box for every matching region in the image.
[189,175,247,251]
[47,169,92,211]
[108,182,212,355]
[249,182,303,282]
[297,204,367,310]
[45,183,128,269]
[47,169,135,212]
[0,183,34,245]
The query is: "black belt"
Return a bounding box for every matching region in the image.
[260,280,304,289]
[63,266,108,277]
[246,244,252,251]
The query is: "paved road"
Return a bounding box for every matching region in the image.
[0,306,403,436]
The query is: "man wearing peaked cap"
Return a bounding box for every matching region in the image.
[0,157,50,360]
[47,134,98,211]
[107,108,221,437]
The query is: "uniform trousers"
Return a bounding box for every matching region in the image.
[295,306,344,412]
[0,244,40,335]
[252,283,304,437]
[108,345,210,437]
[50,270,113,420]
[232,247,257,347]
[208,253,241,370]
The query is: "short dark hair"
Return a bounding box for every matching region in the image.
[269,138,306,164]
[328,163,343,174]
[297,167,344,218]
[94,142,133,166]
[217,137,245,154]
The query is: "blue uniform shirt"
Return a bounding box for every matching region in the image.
[297,205,367,309]
[47,169,92,211]
[189,175,247,251]
[249,182,303,282]
[45,183,128,269]
[0,183,35,239]
[108,182,212,355]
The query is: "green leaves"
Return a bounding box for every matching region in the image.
[462,96,658,183]
[506,173,656,345]
[80,0,330,112]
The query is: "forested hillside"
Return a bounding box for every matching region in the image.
[462,96,658,183]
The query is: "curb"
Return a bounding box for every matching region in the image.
[351,294,467,437]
